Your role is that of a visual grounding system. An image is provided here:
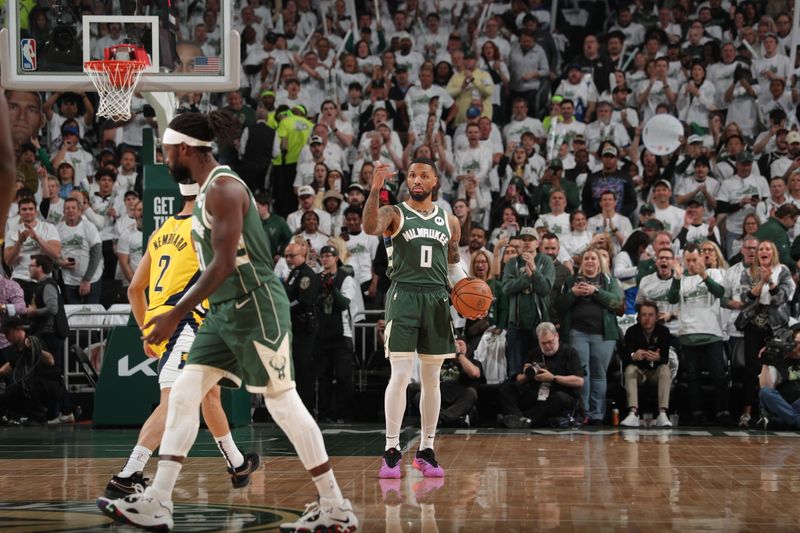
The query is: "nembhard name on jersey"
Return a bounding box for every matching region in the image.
[401,227,449,246]
[151,231,189,252]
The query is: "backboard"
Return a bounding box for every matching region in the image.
[1,0,239,93]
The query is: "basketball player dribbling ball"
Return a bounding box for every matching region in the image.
[0,92,17,232]
[102,182,260,500]
[96,110,357,532]
[363,158,484,479]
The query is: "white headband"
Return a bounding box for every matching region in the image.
[162,128,214,147]
[179,182,200,196]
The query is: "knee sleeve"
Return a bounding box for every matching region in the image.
[387,356,414,388]
[419,358,444,390]
[160,366,222,457]
[265,388,329,470]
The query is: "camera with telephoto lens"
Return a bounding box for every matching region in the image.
[524,364,542,379]
[761,327,796,367]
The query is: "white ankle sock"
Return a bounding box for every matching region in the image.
[215,433,244,469]
[313,469,343,503]
[150,459,182,498]
[119,445,152,477]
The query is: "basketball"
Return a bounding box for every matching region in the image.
[451,278,493,319]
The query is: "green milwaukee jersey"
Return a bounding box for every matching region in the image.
[387,203,451,287]
[192,166,275,304]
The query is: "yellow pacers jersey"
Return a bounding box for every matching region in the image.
[143,214,207,358]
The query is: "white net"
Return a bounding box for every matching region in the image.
[84,61,147,122]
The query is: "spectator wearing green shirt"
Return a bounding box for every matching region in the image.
[255,192,292,260]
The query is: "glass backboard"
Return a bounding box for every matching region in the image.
[1,0,239,92]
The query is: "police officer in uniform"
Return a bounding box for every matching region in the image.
[283,241,321,412]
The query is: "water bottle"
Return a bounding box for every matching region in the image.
[611,407,620,426]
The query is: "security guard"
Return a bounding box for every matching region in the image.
[283,241,321,412]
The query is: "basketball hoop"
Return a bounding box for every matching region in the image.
[84,44,150,122]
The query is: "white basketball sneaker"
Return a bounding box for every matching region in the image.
[97,487,174,531]
[280,497,358,532]
[620,411,640,427]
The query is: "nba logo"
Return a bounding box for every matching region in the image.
[20,39,37,71]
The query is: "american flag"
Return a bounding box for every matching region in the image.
[193,56,220,73]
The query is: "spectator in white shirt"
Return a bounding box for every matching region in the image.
[341,206,379,299]
[43,92,94,148]
[677,62,716,129]
[288,185,334,237]
[4,198,62,302]
[674,156,720,216]
[588,190,633,254]
[635,57,679,122]
[454,123,492,197]
[586,101,631,155]
[57,197,103,304]
[756,176,790,222]
[51,124,95,191]
[717,151,770,255]
[116,200,144,288]
[503,98,545,147]
[555,64,599,123]
[650,180,686,238]
[116,148,139,196]
[609,6,646,46]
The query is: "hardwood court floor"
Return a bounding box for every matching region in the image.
[1,424,800,531]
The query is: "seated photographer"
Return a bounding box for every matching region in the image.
[758,327,800,430]
[0,317,74,424]
[619,302,673,428]
[498,322,584,428]
[411,337,484,428]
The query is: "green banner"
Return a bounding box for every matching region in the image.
[94,327,251,427]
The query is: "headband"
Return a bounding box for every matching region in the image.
[162,128,214,147]
[179,182,200,196]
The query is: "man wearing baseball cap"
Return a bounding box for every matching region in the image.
[717,150,770,255]
[772,130,800,181]
[315,244,360,422]
[448,47,494,124]
[582,143,638,218]
[651,179,686,239]
[531,159,580,215]
[52,122,94,190]
[674,155,719,216]
[501,226,555,379]
[287,185,333,236]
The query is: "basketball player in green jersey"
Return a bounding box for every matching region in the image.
[96,111,357,532]
[0,92,17,233]
[364,158,478,479]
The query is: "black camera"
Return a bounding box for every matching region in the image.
[524,364,543,379]
[762,327,796,367]
[734,65,751,83]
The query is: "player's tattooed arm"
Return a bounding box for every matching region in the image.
[447,214,462,265]
[363,202,399,236]
[363,161,399,236]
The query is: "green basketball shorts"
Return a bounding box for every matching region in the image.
[188,276,295,395]
[384,283,456,358]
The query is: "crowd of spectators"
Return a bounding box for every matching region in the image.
[4,0,800,429]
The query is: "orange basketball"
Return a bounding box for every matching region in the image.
[451,278,493,319]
